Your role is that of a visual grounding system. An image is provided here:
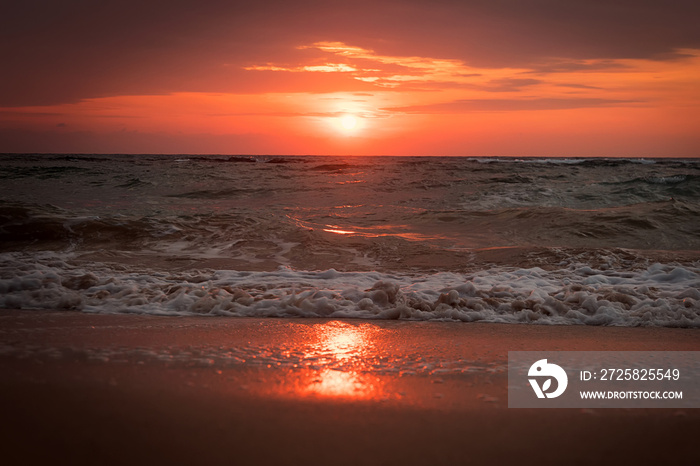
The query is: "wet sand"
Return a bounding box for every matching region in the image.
[1,309,698,465]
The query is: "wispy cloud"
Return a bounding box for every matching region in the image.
[385,98,640,114]
[243,42,700,115]
[245,63,358,73]
[248,41,527,90]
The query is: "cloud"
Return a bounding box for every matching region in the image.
[386,98,640,113]
[524,59,629,74]
[2,1,698,106]
[243,42,523,92]
[245,63,358,73]
[476,78,543,92]
[0,127,290,155]
[554,83,605,91]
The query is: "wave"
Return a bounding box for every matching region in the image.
[308,163,354,171]
[0,165,94,180]
[3,199,699,259]
[455,157,700,170]
[116,177,155,188]
[600,174,699,198]
[1,253,697,327]
[463,157,662,166]
[203,155,301,164]
[167,187,262,199]
[602,174,697,186]
[642,174,689,184]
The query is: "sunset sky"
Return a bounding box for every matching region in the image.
[1,0,699,156]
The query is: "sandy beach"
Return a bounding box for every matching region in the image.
[1,309,697,465]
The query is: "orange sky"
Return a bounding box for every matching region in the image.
[1,1,699,156]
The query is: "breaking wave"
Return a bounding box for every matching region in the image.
[1,253,698,327]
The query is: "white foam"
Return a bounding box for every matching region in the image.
[1,252,698,327]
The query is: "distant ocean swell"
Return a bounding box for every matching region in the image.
[1,154,699,326]
[1,198,699,256]
[1,252,698,327]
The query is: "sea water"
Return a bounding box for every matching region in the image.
[1,154,698,326]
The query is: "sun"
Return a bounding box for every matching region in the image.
[340,115,358,130]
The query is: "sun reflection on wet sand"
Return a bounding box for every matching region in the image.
[281,321,388,400]
[302,369,382,399]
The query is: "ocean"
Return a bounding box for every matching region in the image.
[1,154,698,327]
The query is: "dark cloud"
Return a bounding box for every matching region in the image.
[1,1,698,106]
[386,97,640,113]
[0,127,283,155]
[0,111,65,117]
[555,83,605,90]
[480,78,543,92]
[524,59,629,74]
[392,78,544,92]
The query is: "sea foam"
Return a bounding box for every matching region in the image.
[1,252,697,327]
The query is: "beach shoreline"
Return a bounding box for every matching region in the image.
[1,309,697,465]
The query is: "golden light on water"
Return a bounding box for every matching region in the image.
[322,228,356,235]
